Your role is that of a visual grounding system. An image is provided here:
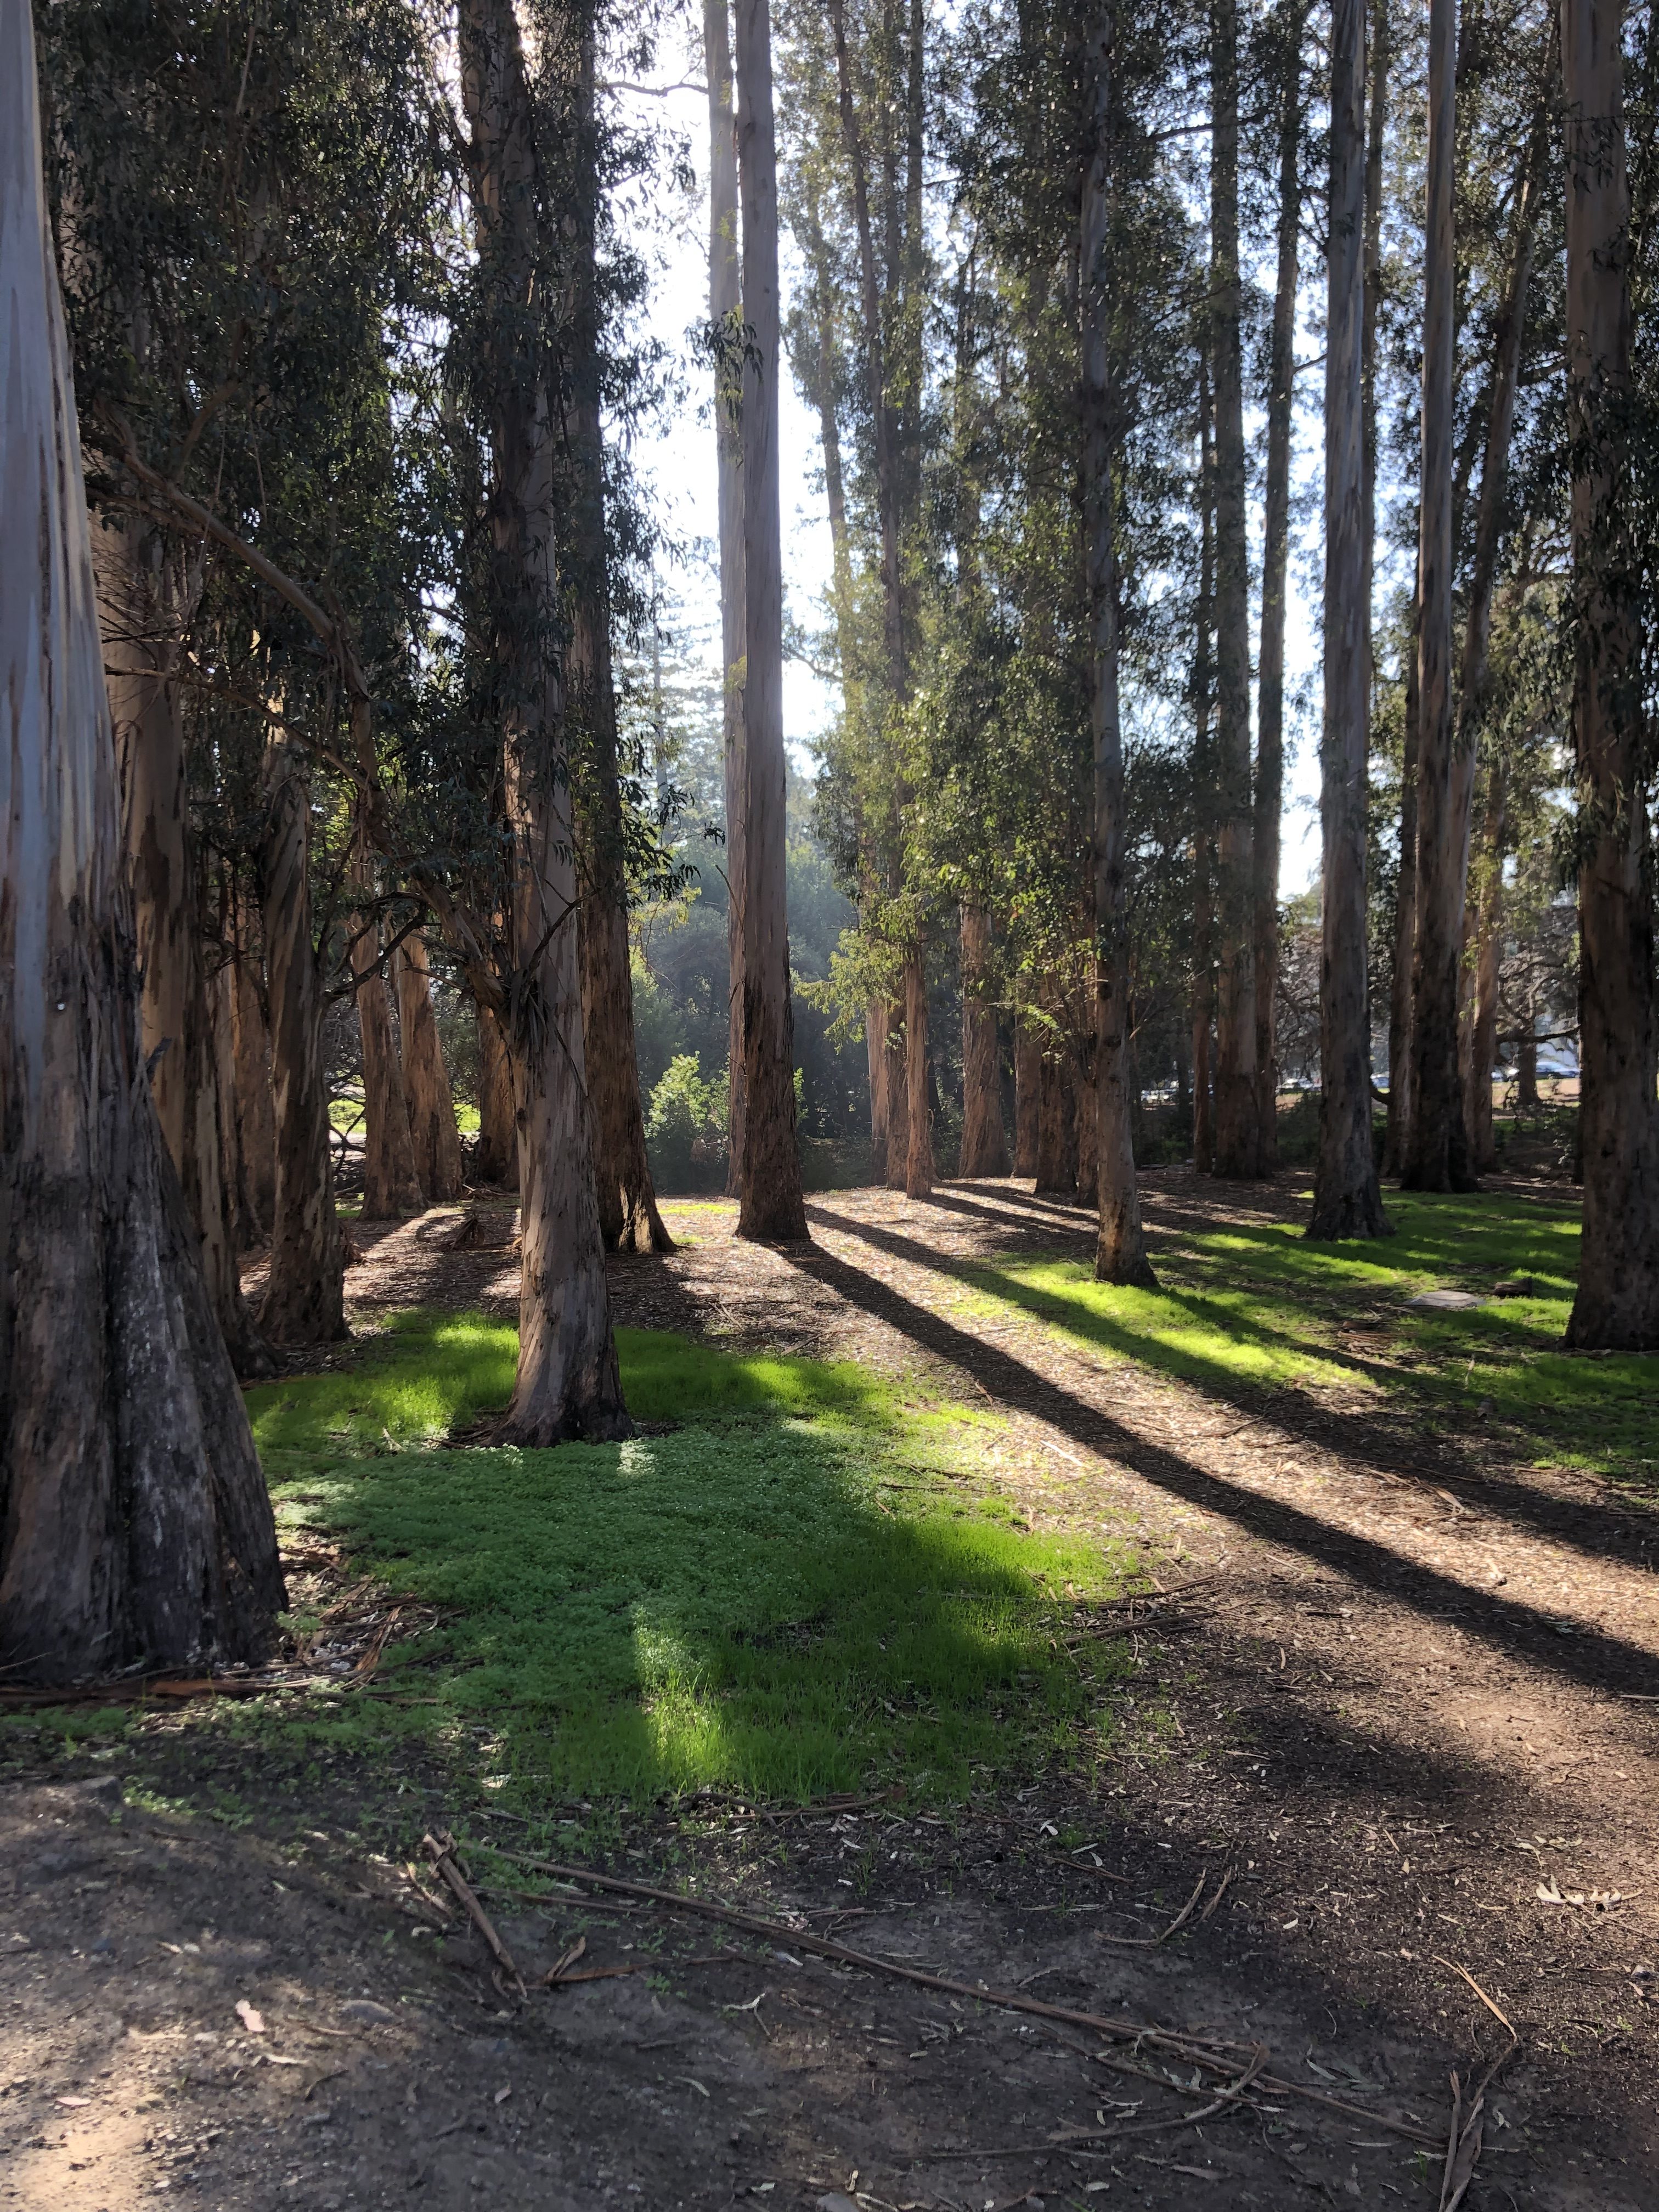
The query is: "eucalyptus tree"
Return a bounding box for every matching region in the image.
[1,0,284,1683]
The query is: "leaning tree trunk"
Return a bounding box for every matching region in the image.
[95,516,272,1378]
[351,906,422,1221]
[258,738,348,1343]
[1562,0,1659,1347]
[903,948,933,1198]
[460,0,628,1435]
[1082,3,1156,1283]
[958,906,1010,1177]
[1013,1018,1041,1177]
[230,938,277,1243]
[1404,0,1473,1193]
[734,0,808,1242]
[884,1000,910,1192]
[1254,0,1306,1179]
[1209,0,1261,1178]
[474,997,519,1188]
[397,929,464,1204]
[0,8,284,1683]
[1308,0,1391,1241]
[707,0,748,1200]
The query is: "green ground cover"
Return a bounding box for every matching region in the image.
[971,1190,1658,1487]
[243,1316,1139,1806]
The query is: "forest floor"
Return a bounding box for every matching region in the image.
[1,1170,1655,2212]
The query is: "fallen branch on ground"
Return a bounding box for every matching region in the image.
[423,1832,524,1995]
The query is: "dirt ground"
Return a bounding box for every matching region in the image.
[2,1171,1654,2212]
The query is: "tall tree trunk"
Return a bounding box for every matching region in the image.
[1084,2,1156,1283]
[1562,0,1659,1346]
[707,0,748,1200]
[230,939,276,1243]
[475,997,519,1188]
[733,0,808,1242]
[1404,0,1472,1192]
[258,738,348,1342]
[1382,597,1420,1177]
[459,0,628,1436]
[866,997,890,1182]
[1255,0,1306,1177]
[352,907,422,1220]
[397,929,464,1204]
[98,518,269,1375]
[1468,776,1504,1172]
[1073,1051,1099,1210]
[1209,0,1260,1177]
[1192,354,1217,1177]
[0,15,284,1681]
[210,956,254,1252]
[1517,1030,1539,1110]
[565,33,673,1257]
[958,906,1009,1176]
[1035,1046,1078,1197]
[1014,1018,1041,1176]
[884,1000,910,1191]
[903,949,933,1197]
[1309,0,1391,1240]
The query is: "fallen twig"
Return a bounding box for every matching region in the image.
[422,1832,524,1995]
[1097,1869,1207,1947]
[489,1851,1439,2145]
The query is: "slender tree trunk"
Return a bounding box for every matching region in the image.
[884,1000,910,1191]
[231,940,276,1243]
[1084,2,1156,1283]
[101,520,271,1375]
[1310,0,1391,1240]
[1469,777,1505,1172]
[459,0,628,1437]
[866,997,890,1182]
[1035,1046,1078,1197]
[733,0,808,1242]
[1517,1031,1539,1110]
[903,951,933,1196]
[475,997,519,1188]
[1255,0,1306,1177]
[1382,596,1420,1177]
[352,907,422,1220]
[1404,0,1472,1192]
[1014,1018,1041,1176]
[1192,355,1217,1177]
[958,906,1009,1176]
[0,16,284,1680]
[707,0,748,1200]
[210,956,253,1252]
[258,738,348,1342]
[1562,0,1659,1346]
[397,930,464,1204]
[1209,0,1261,1177]
[1073,1051,1099,1209]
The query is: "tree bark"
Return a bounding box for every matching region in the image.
[1192,355,1216,1177]
[459,0,629,1436]
[352,907,422,1220]
[0,10,284,1681]
[1562,0,1659,1347]
[1208,0,1261,1178]
[1014,1018,1041,1176]
[866,997,890,1182]
[396,929,464,1204]
[1517,1031,1539,1110]
[94,517,272,1376]
[958,906,1009,1177]
[1404,0,1473,1192]
[1382,597,1420,1177]
[1468,776,1504,1173]
[1035,1046,1078,1197]
[1309,0,1391,1240]
[258,738,348,1342]
[903,949,933,1197]
[230,940,276,1242]
[1254,0,1306,1177]
[734,0,809,1242]
[475,996,519,1188]
[884,999,910,1191]
[707,0,748,1201]
[1083,2,1156,1283]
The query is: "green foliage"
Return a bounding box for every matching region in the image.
[248,1316,1140,1804]
[644,1054,730,1193]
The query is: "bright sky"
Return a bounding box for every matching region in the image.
[617,31,1330,899]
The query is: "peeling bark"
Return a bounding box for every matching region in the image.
[0,10,284,1681]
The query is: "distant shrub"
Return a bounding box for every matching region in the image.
[645,1054,729,1192]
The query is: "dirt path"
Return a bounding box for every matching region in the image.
[2,1174,1653,2210]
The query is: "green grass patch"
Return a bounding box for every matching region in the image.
[244,1316,1138,1805]
[968,1192,1659,1486]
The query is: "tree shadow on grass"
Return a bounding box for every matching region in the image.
[782,1233,1659,1700]
[804,1205,1657,1576]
